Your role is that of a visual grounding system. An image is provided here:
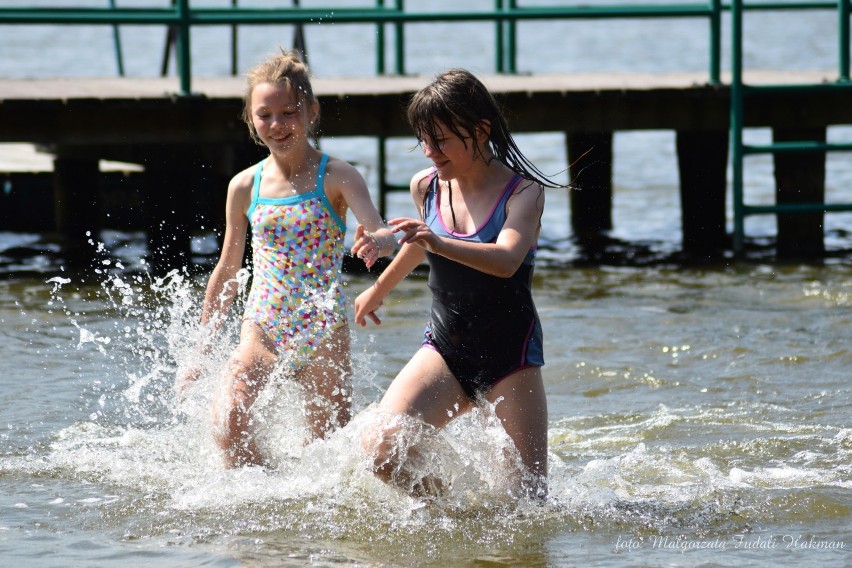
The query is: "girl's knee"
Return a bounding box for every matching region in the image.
[223,357,264,403]
[360,421,401,475]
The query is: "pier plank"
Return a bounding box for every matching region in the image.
[1,70,848,266]
[0,71,844,148]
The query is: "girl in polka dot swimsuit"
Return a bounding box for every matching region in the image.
[179,49,395,468]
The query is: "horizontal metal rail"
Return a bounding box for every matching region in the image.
[0,5,721,24]
[1,1,728,90]
[744,203,852,215]
[0,1,843,91]
[743,141,852,155]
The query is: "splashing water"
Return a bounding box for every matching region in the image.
[2,258,850,566]
[28,265,549,538]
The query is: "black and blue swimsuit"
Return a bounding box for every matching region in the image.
[421,173,544,399]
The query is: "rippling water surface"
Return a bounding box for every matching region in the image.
[1,262,849,567]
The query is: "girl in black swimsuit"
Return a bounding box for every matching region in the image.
[355,69,566,499]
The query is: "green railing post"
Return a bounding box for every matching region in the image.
[394,0,405,75]
[495,0,505,73]
[292,0,308,63]
[230,0,238,76]
[840,0,851,80]
[109,0,124,76]
[508,0,517,73]
[175,0,192,95]
[709,0,721,84]
[376,0,386,74]
[731,0,745,254]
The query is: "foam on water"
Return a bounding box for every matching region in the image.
[1,258,849,565]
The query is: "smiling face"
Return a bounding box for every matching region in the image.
[419,120,484,181]
[250,82,317,153]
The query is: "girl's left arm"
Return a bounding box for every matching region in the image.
[393,180,544,278]
[325,158,395,267]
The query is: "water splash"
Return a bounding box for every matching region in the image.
[4,257,848,559]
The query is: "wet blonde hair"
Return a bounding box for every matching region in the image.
[241,48,318,146]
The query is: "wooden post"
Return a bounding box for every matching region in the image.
[52,156,101,266]
[676,129,728,257]
[566,131,613,238]
[773,127,826,258]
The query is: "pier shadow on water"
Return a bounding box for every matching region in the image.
[2,224,851,281]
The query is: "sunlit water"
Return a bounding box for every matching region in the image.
[1,1,851,566]
[1,263,850,567]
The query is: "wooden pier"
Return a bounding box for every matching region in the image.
[1,71,848,271]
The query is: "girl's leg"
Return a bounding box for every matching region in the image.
[379,347,471,427]
[366,348,473,492]
[485,366,549,497]
[296,324,353,440]
[214,323,277,468]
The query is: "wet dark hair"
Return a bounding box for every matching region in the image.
[406,68,565,189]
[241,47,318,146]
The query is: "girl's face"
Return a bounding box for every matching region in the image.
[420,120,479,180]
[250,82,317,153]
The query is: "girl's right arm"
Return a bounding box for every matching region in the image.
[353,242,425,326]
[177,168,252,389]
[353,169,430,326]
[199,168,253,332]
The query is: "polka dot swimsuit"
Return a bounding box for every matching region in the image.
[242,154,347,366]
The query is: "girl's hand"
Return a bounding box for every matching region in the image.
[175,364,202,399]
[351,224,380,269]
[354,284,384,327]
[389,217,439,251]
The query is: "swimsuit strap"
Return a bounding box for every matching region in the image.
[252,159,265,201]
[314,154,346,231]
[315,153,329,195]
[247,159,266,219]
[247,154,331,219]
[427,173,524,238]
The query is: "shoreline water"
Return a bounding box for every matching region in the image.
[2,260,850,567]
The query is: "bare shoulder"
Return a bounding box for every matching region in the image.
[507,178,545,214]
[324,155,366,188]
[225,163,258,215]
[228,162,258,195]
[409,167,434,197]
[512,178,545,200]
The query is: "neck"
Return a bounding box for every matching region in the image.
[450,158,513,195]
[271,146,321,179]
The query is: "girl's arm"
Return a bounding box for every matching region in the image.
[200,169,253,331]
[176,168,252,389]
[353,242,426,326]
[393,180,544,278]
[353,169,431,326]
[324,157,395,266]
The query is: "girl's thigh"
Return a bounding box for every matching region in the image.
[379,347,473,429]
[486,367,548,476]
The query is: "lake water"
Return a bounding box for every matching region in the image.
[1,1,851,567]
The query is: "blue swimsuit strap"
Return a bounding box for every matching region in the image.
[313,154,346,231]
[246,154,344,231]
[247,159,266,219]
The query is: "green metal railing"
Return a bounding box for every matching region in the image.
[2,1,850,247]
[1,2,843,92]
[1,1,732,94]
[730,0,852,254]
